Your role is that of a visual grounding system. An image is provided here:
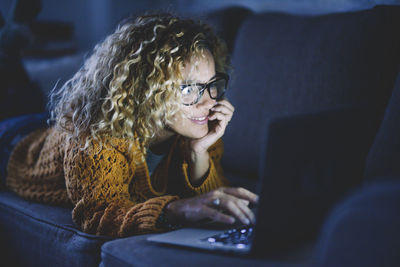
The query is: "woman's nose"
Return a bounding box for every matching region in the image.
[197,90,216,109]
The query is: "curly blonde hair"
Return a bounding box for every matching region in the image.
[49,13,229,151]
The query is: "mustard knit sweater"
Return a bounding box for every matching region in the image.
[6,127,228,237]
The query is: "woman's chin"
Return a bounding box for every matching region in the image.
[187,126,209,139]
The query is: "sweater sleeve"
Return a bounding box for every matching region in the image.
[6,128,71,206]
[64,139,178,237]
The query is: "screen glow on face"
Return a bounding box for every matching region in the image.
[180,74,228,106]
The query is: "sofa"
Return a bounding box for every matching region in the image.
[1,4,400,267]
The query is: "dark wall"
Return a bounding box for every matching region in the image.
[1,0,399,51]
[1,0,399,96]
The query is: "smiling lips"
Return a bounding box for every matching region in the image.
[190,116,209,125]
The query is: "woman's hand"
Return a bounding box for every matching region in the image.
[165,187,259,226]
[184,99,234,185]
[189,99,234,154]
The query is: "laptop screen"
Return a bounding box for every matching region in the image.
[251,105,379,254]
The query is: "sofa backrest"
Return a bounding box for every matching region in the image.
[202,6,253,54]
[222,5,400,179]
[364,72,400,180]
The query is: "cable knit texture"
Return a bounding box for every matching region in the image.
[6,127,228,237]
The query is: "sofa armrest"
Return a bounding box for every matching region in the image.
[312,180,400,266]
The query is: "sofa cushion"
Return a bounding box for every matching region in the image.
[24,52,84,96]
[100,232,311,267]
[312,180,400,266]
[222,6,400,177]
[0,191,112,267]
[364,72,400,180]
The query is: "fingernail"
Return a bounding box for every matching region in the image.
[244,218,250,225]
[230,217,236,224]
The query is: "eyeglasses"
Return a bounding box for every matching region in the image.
[180,72,229,106]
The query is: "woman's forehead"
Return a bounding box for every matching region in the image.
[182,50,216,83]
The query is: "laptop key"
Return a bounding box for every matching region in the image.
[201,225,254,247]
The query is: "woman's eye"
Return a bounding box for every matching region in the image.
[182,86,196,95]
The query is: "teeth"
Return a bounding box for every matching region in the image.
[191,116,207,121]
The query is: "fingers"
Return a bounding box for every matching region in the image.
[211,102,234,114]
[189,99,234,151]
[207,112,228,139]
[218,196,253,225]
[237,199,256,224]
[172,197,236,225]
[208,112,228,137]
[221,187,259,204]
[201,206,236,224]
[210,105,233,122]
[208,112,227,126]
[176,188,257,226]
[210,100,234,122]
[215,99,235,113]
[205,190,257,225]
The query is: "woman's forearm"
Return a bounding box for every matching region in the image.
[188,150,210,186]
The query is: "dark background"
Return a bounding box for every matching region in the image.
[1,0,399,98]
[0,0,398,51]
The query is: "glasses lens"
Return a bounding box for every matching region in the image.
[181,75,228,105]
[209,78,227,99]
[181,85,201,105]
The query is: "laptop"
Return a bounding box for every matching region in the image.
[148,106,377,255]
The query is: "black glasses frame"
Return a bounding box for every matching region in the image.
[180,72,229,106]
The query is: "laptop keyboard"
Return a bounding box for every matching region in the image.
[201,225,254,248]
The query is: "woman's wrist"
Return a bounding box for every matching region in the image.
[187,150,210,186]
[189,150,209,166]
[164,201,178,222]
[157,201,182,230]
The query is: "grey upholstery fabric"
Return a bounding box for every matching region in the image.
[222,6,400,177]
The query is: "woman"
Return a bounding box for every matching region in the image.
[6,13,258,237]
